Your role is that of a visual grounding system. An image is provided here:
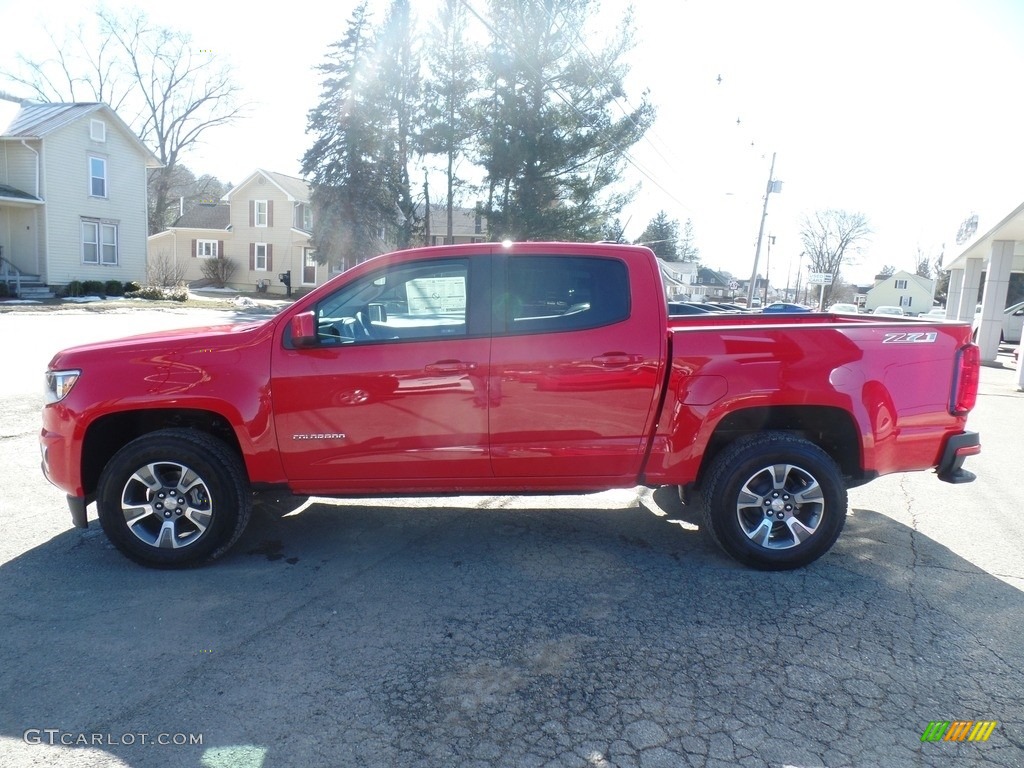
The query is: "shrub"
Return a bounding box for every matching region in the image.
[147,253,188,287]
[63,280,85,297]
[124,285,189,302]
[199,256,237,288]
[104,280,124,297]
[124,281,142,293]
[81,280,106,296]
[0,283,9,299]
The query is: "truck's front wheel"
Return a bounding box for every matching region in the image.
[700,432,846,570]
[96,429,251,568]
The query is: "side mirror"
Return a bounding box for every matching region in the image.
[289,310,317,348]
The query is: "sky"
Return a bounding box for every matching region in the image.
[2,0,1024,287]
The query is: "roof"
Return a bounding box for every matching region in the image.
[0,102,161,167]
[225,169,310,203]
[1,103,104,137]
[170,204,231,230]
[0,182,42,205]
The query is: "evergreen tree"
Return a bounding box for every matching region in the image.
[679,218,701,264]
[376,0,421,250]
[635,211,679,260]
[479,0,654,241]
[302,3,394,269]
[421,0,482,244]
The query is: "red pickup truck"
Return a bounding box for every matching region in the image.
[40,242,981,570]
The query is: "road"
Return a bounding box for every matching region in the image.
[1,307,1022,767]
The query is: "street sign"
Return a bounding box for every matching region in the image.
[808,272,833,284]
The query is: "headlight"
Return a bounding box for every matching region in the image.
[45,370,81,403]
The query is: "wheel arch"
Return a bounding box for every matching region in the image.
[695,405,864,491]
[81,408,243,498]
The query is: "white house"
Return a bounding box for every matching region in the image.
[0,101,160,295]
[658,259,697,300]
[864,270,934,315]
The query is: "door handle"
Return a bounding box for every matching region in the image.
[591,353,644,367]
[425,360,477,374]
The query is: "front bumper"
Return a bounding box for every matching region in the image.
[936,430,980,484]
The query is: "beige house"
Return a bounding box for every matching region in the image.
[421,204,487,246]
[864,270,934,316]
[148,169,319,296]
[0,101,160,296]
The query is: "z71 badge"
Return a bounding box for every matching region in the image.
[882,331,937,344]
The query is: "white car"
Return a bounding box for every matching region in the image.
[974,300,1024,343]
[872,305,905,316]
[829,303,860,314]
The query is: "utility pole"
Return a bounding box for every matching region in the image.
[763,235,775,306]
[746,152,780,308]
[794,251,804,305]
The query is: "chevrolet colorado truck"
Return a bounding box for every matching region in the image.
[40,242,981,570]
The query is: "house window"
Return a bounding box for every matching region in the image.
[90,119,106,142]
[894,279,908,289]
[82,220,117,265]
[899,296,913,308]
[302,204,312,231]
[197,240,218,258]
[254,200,268,227]
[89,157,107,198]
[254,243,268,271]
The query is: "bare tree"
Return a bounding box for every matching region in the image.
[914,247,935,279]
[7,8,246,235]
[800,210,871,303]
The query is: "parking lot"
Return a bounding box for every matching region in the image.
[1,307,1022,767]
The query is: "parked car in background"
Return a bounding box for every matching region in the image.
[705,302,749,313]
[667,302,716,316]
[873,305,905,316]
[761,302,812,313]
[924,308,948,318]
[972,300,1024,343]
[829,303,860,314]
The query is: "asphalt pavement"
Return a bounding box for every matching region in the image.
[1,307,1021,768]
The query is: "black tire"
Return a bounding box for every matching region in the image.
[700,432,847,570]
[96,429,251,568]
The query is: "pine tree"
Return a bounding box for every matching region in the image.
[302,3,394,269]
[421,0,482,244]
[635,211,679,260]
[376,0,421,250]
[679,219,701,264]
[479,0,654,241]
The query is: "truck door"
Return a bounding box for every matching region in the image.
[271,255,492,486]
[488,253,664,482]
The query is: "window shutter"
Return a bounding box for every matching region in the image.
[267,200,274,227]
[191,239,197,258]
[249,201,255,227]
[218,240,224,258]
[249,242,255,270]
[267,244,273,271]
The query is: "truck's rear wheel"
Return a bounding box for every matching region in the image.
[96,429,251,568]
[700,432,846,570]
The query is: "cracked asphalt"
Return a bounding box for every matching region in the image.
[1,309,1022,767]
